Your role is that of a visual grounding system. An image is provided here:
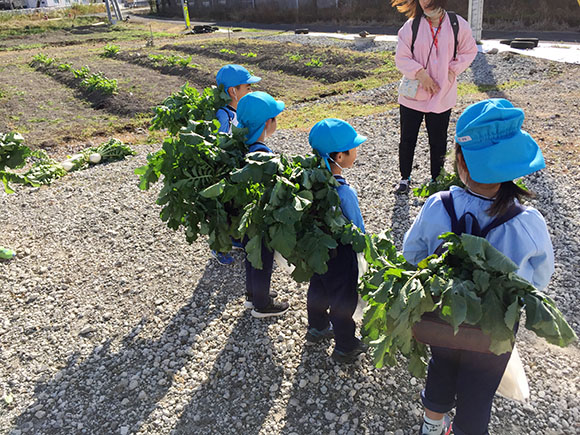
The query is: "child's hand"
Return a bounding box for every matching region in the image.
[416,69,440,95]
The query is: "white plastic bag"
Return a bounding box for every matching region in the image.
[496,345,530,403]
[356,251,368,280]
[398,76,419,98]
[273,250,295,274]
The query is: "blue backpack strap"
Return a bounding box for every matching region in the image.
[439,190,460,233]
[480,203,526,238]
[447,11,460,60]
[217,107,235,122]
[410,14,421,57]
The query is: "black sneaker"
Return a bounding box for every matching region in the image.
[244,291,278,309]
[305,326,334,343]
[331,339,368,364]
[251,299,289,318]
[395,179,410,194]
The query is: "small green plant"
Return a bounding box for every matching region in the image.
[148,54,193,68]
[102,44,120,57]
[305,57,323,68]
[148,54,163,64]
[412,169,464,198]
[30,53,55,67]
[286,53,303,62]
[0,88,5,99]
[241,52,257,58]
[58,62,72,72]
[73,66,91,79]
[219,48,237,55]
[166,54,191,67]
[80,72,118,95]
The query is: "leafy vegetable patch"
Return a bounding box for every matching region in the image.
[163,41,386,84]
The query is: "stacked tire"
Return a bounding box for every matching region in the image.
[499,38,539,49]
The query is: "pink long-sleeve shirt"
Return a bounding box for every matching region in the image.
[395,12,477,114]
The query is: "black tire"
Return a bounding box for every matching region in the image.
[499,39,513,45]
[510,40,535,49]
[514,37,539,47]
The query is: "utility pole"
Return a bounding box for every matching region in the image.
[112,0,123,21]
[181,0,191,30]
[104,0,115,24]
[468,0,484,43]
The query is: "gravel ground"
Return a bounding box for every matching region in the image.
[1,39,579,435]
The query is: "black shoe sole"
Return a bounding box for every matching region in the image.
[251,306,289,318]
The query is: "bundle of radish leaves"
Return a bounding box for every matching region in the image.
[139,83,375,281]
[150,83,231,135]
[360,232,577,378]
[136,116,370,281]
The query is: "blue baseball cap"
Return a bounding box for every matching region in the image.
[455,98,545,183]
[309,118,367,171]
[237,91,285,145]
[216,64,261,92]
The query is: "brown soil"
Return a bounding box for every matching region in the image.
[163,40,385,84]
[115,51,217,90]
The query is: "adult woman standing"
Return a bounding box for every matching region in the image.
[392,0,477,193]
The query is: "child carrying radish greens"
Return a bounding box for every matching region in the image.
[403,98,554,435]
[215,64,261,134]
[236,91,289,318]
[307,118,368,363]
[211,64,261,265]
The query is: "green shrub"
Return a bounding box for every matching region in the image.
[102,44,120,58]
[80,72,118,95]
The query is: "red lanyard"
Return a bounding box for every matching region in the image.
[428,16,443,49]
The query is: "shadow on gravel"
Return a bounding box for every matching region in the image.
[11,260,262,434]
[171,314,283,434]
[390,194,411,245]
[465,52,508,98]
[279,343,356,434]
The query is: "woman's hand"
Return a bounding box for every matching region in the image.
[448,69,456,83]
[416,69,440,95]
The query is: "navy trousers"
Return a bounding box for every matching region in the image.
[307,244,359,353]
[244,240,274,310]
[399,104,451,180]
[421,345,512,435]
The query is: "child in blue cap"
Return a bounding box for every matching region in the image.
[211,64,261,265]
[236,91,289,318]
[215,64,261,134]
[307,118,369,363]
[403,99,554,435]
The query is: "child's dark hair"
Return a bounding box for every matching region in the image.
[390,0,448,18]
[455,144,534,217]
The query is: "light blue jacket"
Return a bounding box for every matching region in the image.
[334,175,365,234]
[216,106,238,133]
[403,186,554,289]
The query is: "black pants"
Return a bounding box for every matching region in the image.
[307,244,359,353]
[399,104,451,180]
[244,240,274,310]
[421,346,512,435]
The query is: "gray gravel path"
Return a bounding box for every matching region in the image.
[1,41,579,435]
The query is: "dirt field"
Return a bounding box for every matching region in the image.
[0,21,399,151]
